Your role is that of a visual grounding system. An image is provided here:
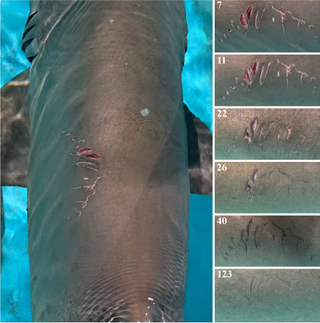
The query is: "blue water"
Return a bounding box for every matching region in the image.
[1,1,212,321]
[1,187,32,322]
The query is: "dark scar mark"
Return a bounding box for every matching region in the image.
[277,167,292,183]
[272,221,287,251]
[286,227,304,251]
[244,276,254,309]
[267,170,275,182]
[247,218,253,239]
[254,226,260,248]
[257,281,263,302]
[254,223,268,248]
[272,221,304,252]
[307,243,313,250]
[241,229,248,253]
[274,274,291,289]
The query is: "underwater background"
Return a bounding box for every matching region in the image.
[1,0,213,322]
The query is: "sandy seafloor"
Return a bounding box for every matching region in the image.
[0,1,213,322]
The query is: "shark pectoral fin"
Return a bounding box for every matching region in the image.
[184,103,212,195]
[1,68,30,188]
[22,11,40,63]
[1,69,30,267]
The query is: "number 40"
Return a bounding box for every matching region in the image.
[217,217,227,225]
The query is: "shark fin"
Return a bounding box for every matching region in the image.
[184,103,212,195]
[1,68,30,188]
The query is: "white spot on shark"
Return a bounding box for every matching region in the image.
[140,108,150,117]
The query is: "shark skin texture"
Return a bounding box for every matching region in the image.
[215,0,320,52]
[1,0,212,321]
[215,216,320,267]
[215,55,320,106]
[215,162,320,213]
[215,108,320,160]
[215,269,320,322]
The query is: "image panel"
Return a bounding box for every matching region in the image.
[215,162,320,213]
[215,269,320,322]
[215,108,320,160]
[215,215,320,266]
[215,55,320,106]
[0,0,213,322]
[215,0,320,52]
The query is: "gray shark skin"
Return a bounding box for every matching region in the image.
[215,0,320,52]
[215,55,320,106]
[215,108,320,159]
[1,0,212,321]
[215,162,320,213]
[215,269,320,322]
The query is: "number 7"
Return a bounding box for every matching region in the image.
[217,1,222,9]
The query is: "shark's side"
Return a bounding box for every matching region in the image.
[0,0,212,321]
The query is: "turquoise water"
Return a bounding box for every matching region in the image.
[1,1,213,321]
[1,188,32,322]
